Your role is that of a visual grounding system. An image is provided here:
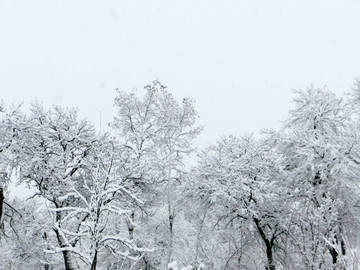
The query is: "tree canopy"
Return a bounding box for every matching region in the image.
[1,81,360,270]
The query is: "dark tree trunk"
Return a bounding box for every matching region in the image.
[341,239,346,256]
[0,187,4,224]
[43,232,51,270]
[61,247,76,270]
[167,212,174,265]
[329,246,338,264]
[90,250,98,270]
[56,237,76,270]
[128,211,135,240]
[53,205,76,270]
[329,233,346,265]
[253,217,275,270]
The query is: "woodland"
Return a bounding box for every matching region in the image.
[1,80,360,270]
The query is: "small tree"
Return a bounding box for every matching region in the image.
[10,104,99,269]
[45,137,149,270]
[194,135,287,270]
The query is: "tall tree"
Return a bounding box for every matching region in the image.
[271,87,360,269]
[112,81,201,268]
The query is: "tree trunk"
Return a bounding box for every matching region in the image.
[43,232,52,270]
[54,206,76,270]
[194,209,207,265]
[128,211,135,240]
[0,173,6,228]
[329,246,338,264]
[54,227,76,270]
[253,217,275,270]
[0,187,4,226]
[329,232,346,265]
[90,250,98,270]
[63,249,76,270]
[167,202,174,266]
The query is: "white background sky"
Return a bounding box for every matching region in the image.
[1,0,360,149]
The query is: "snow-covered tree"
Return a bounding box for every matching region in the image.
[44,136,150,270]
[10,104,99,269]
[193,135,287,270]
[0,102,28,229]
[0,198,60,270]
[2,79,360,270]
[270,87,360,269]
[112,81,202,268]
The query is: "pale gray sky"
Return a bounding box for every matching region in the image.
[1,0,360,148]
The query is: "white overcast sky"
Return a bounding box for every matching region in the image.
[1,0,360,148]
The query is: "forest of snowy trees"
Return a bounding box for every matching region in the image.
[1,80,360,270]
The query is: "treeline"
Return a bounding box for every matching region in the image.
[0,80,360,270]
